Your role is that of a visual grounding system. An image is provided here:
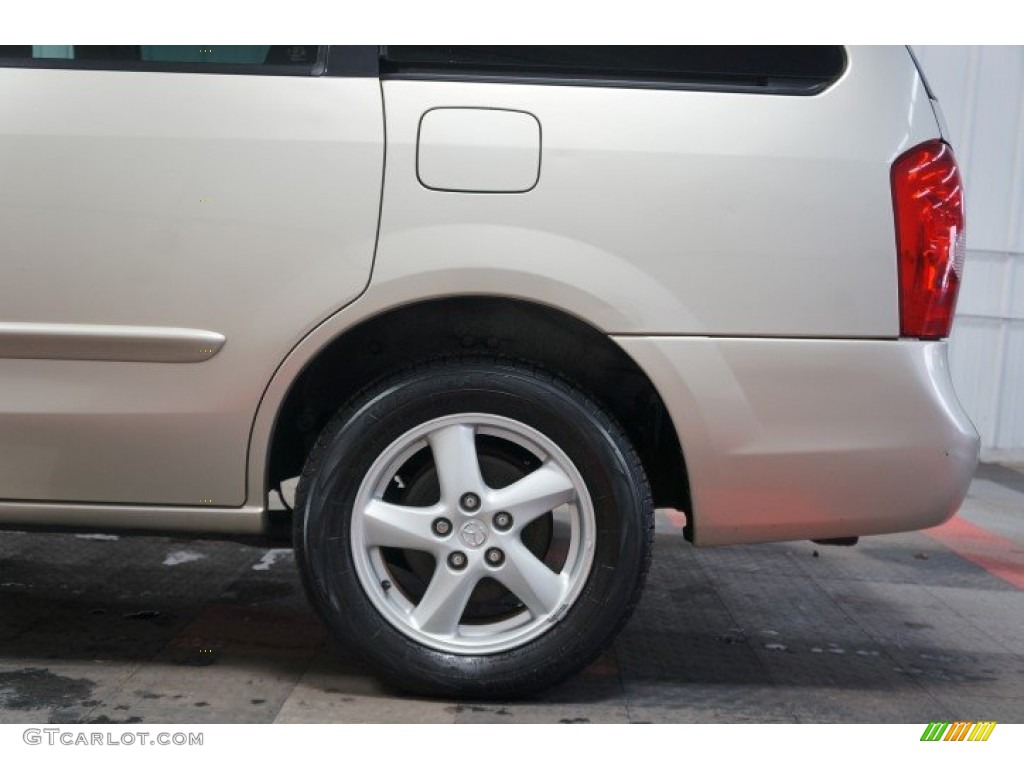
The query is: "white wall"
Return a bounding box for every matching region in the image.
[913,46,1024,460]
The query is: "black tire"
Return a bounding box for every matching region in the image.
[294,357,653,698]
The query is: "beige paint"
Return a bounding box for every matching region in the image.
[417,108,541,192]
[0,48,981,545]
[0,322,224,363]
[370,46,938,337]
[0,69,383,505]
[616,337,979,545]
[0,500,263,534]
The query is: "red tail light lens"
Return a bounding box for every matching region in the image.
[891,140,966,339]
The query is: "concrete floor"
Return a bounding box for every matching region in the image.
[1,465,1022,724]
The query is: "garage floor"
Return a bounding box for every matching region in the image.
[1,465,1022,724]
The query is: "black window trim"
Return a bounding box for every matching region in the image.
[379,46,849,97]
[324,45,379,77]
[0,45,329,77]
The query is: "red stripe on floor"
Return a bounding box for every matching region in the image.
[924,515,1024,590]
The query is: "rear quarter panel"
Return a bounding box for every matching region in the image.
[367,46,939,337]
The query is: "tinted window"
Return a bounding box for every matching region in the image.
[382,46,846,94]
[0,45,320,73]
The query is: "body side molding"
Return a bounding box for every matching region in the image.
[0,322,225,363]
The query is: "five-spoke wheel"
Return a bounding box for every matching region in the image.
[350,414,596,653]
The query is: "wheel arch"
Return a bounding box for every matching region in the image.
[248,295,692,532]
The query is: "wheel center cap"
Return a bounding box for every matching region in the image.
[459,520,488,549]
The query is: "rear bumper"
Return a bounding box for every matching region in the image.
[615,337,980,546]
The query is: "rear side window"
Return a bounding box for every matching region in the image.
[382,46,846,95]
[0,46,321,75]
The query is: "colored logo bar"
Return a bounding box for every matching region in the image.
[921,721,997,741]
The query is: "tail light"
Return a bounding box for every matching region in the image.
[891,140,966,339]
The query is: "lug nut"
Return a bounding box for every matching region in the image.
[448,551,468,570]
[485,547,505,567]
[492,511,513,531]
[432,517,452,537]
[459,492,481,511]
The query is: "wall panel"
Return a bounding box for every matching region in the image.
[915,46,1024,459]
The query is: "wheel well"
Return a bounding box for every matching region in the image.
[268,297,691,518]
